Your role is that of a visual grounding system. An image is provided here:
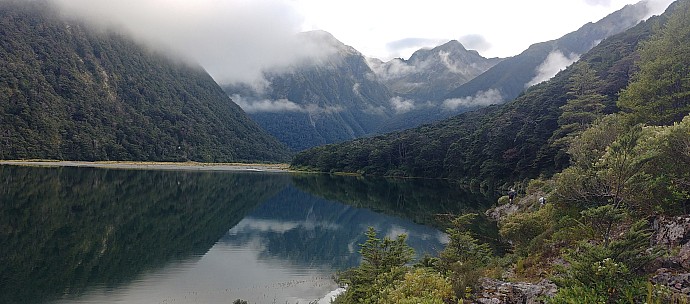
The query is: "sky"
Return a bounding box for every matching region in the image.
[48,0,675,86]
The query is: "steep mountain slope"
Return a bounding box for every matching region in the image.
[376,0,654,132]
[368,40,502,102]
[291,5,666,186]
[0,1,290,162]
[224,31,394,151]
[445,0,651,102]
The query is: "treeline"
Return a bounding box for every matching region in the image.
[291,9,658,187]
[0,2,290,162]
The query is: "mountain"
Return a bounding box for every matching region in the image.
[376,0,654,132]
[445,0,651,103]
[0,1,290,162]
[224,31,394,152]
[291,2,668,186]
[368,40,502,102]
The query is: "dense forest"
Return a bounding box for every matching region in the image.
[300,0,690,303]
[0,1,290,162]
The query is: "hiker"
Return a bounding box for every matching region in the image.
[539,196,546,205]
[508,188,516,204]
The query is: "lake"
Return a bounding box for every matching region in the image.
[0,165,496,304]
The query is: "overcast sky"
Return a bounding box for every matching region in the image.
[49,0,675,86]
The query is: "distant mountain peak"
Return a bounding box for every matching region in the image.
[296,29,359,57]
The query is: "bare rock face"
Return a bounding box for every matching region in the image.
[653,216,690,248]
[650,216,690,298]
[652,216,690,270]
[474,278,557,304]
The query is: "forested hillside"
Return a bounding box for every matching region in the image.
[0,1,290,162]
[291,5,662,186]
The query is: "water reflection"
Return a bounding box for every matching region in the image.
[0,166,496,304]
[0,166,288,304]
[223,186,449,270]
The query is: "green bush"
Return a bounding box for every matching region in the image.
[379,268,454,304]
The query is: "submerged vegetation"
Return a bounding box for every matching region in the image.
[329,0,690,302]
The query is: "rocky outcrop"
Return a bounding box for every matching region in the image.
[653,216,690,248]
[485,203,520,222]
[474,278,557,304]
[652,216,690,271]
[650,216,690,299]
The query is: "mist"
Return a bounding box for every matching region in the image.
[526,50,580,87]
[442,89,503,111]
[232,95,343,115]
[48,0,335,89]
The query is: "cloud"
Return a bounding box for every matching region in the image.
[526,50,580,87]
[644,0,677,18]
[366,58,416,81]
[48,0,336,87]
[232,94,343,114]
[442,89,503,111]
[438,50,476,75]
[583,0,613,6]
[457,34,492,54]
[385,37,447,59]
[389,96,416,114]
[232,95,303,113]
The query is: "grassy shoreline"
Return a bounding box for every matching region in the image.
[0,160,292,173]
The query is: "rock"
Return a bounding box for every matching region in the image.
[651,216,690,271]
[651,268,690,296]
[652,216,690,247]
[474,278,557,304]
[486,203,520,222]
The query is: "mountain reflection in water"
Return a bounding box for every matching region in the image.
[0,165,495,304]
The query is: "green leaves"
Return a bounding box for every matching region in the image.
[618,0,690,126]
[335,227,415,304]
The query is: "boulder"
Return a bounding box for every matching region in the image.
[474,278,557,304]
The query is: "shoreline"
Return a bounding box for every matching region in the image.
[0,160,292,173]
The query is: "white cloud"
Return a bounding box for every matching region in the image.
[442,89,503,111]
[458,34,492,54]
[49,0,336,86]
[389,96,416,114]
[231,95,303,113]
[584,0,613,6]
[526,50,581,87]
[366,58,416,81]
[438,50,470,74]
[231,94,343,114]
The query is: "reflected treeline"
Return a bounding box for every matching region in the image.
[292,174,497,228]
[222,185,449,269]
[291,174,505,253]
[0,166,289,304]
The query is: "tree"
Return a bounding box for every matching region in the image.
[618,0,690,126]
[335,227,414,304]
[439,214,492,298]
[552,62,607,147]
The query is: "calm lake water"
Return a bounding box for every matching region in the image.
[0,166,496,304]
